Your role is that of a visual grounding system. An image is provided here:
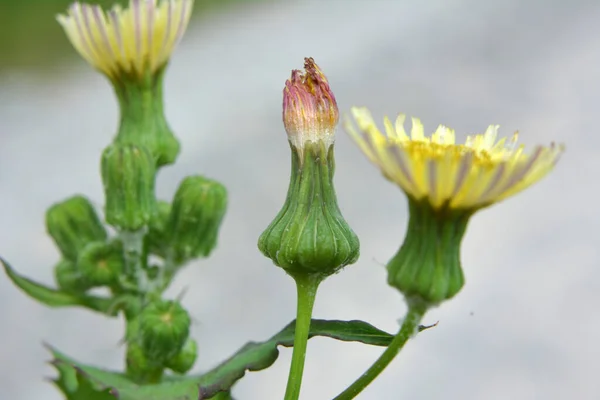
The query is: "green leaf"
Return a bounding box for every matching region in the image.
[51,356,117,400]
[195,319,394,398]
[1,257,120,316]
[48,319,398,399]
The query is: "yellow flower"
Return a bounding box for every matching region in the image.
[57,0,194,80]
[345,107,563,211]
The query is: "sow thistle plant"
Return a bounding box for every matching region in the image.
[1,0,563,399]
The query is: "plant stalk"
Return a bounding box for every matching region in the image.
[333,300,428,400]
[283,274,321,400]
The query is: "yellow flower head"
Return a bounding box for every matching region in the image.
[57,0,194,81]
[345,107,563,211]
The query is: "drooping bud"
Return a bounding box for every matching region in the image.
[147,201,172,258]
[165,176,227,264]
[54,259,91,293]
[77,241,125,286]
[45,195,107,261]
[101,144,157,231]
[139,300,191,364]
[166,337,198,374]
[258,58,359,278]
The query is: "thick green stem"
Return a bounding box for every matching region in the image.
[284,274,321,400]
[120,229,148,292]
[333,300,428,400]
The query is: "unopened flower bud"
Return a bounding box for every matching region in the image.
[165,176,227,264]
[126,342,164,384]
[259,58,359,277]
[101,144,157,231]
[77,241,124,286]
[45,195,107,261]
[139,300,190,364]
[166,338,198,374]
[54,259,91,293]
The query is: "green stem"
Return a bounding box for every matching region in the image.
[120,229,149,292]
[333,300,428,400]
[284,274,321,400]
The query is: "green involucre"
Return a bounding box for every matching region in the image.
[112,69,180,167]
[45,195,107,261]
[258,142,359,277]
[139,300,191,365]
[165,175,228,264]
[101,144,157,231]
[167,337,198,374]
[387,198,473,304]
[77,241,124,286]
[54,259,91,294]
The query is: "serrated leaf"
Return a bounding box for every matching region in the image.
[48,319,395,400]
[1,257,120,316]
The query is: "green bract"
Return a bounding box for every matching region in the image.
[113,70,181,168]
[77,241,124,286]
[101,144,157,231]
[167,338,198,374]
[258,142,359,277]
[139,300,191,364]
[165,175,228,264]
[45,195,107,261]
[387,199,472,305]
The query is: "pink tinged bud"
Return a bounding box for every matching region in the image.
[283,57,339,149]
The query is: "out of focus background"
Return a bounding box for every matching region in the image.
[1,0,598,399]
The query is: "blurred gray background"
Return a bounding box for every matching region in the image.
[1,0,598,399]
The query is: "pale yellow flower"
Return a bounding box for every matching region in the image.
[57,0,194,80]
[345,107,563,210]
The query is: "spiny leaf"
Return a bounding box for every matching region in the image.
[1,257,120,316]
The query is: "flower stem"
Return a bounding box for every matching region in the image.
[284,274,321,400]
[333,300,428,400]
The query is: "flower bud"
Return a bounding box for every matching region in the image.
[54,259,91,293]
[387,199,473,305]
[101,144,157,231]
[77,241,124,286]
[125,342,164,384]
[139,300,191,364]
[259,58,359,277]
[147,201,171,258]
[166,338,198,374]
[165,176,227,264]
[45,195,107,261]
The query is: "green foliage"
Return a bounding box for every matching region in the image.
[47,319,394,400]
[1,258,121,316]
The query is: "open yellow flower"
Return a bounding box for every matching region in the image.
[345,107,563,211]
[57,0,194,81]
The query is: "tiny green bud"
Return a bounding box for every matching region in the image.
[54,259,91,293]
[45,195,107,261]
[147,201,171,258]
[101,144,157,231]
[77,241,124,286]
[165,176,227,264]
[387,199,473,305]
[125,342,164,384]
[139,300,191,364]
[166,338,198,374]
